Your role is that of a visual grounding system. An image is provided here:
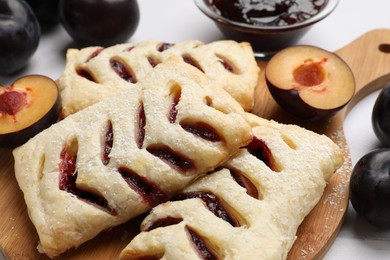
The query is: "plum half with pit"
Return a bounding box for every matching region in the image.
[372,81,390,147]
[265,45,355,121]
[0,0,40,75]
[350,148,390,229]
[59,0,140,46]
[0,75,61,148]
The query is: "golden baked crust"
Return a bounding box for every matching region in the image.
[12,57,253,257]
[57,40,259,117]
[120,113,344,260]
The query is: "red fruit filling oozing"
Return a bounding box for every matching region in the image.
[217,55,237,74]
[110,59,136,83]
[167,89,222,143]
[168,87,181,124]
[144,216,183,232]
[117,166,167,206]
[181,122,222,142]
[76,68,96,82]
[229,168,259,199]
[157,42,174,52]
[186,226,219,260]
[102,122,113,166]
[86,47,104,62]
[59,143,116,215]
[136,103,146,149]
[182,54,204,73]
[172,191,240,227]
[147,56,161,67]
[147,145,195,173]
[245,136,277,171]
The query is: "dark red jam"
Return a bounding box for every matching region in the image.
[144,217,183,232]
[245,136,277,171]
[186,226,218,260]
[136,103,146,149]
[102,122,113,166]
[172,191,240,227]
[117,166,168,206]
[59,144,116,215]
[209,0,328,26]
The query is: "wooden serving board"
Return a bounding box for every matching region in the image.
[1,29,390,259]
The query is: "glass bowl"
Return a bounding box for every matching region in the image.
[194,0,339,58]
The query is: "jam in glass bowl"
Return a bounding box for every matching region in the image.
[194,0,339,58]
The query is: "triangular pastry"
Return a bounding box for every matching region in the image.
[12,57,253,257]
[119,113,344,260]
[57,40,259,117]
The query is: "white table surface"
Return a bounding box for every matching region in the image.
[1,0,390,259]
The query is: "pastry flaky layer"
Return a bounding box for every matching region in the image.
[58,39,260,118]
[120,113,344,260]
[12,57,253,258]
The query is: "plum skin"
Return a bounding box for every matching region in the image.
[266,81,346,121]
[350,148,390,229]
[25,0,60,24]
[372,82,390,147]
[59,0,140,46]
[0,0,40,75]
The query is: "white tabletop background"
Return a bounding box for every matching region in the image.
[1,0,390,259]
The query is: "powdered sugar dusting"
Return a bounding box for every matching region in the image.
[322,127,353,210]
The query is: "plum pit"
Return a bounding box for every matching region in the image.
[0,90,28,116]
[293,59,325,87]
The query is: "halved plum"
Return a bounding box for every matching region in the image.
[265,45,355,121]
[0,75,61,147]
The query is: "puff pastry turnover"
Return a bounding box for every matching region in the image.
[12,57,253,257]
[120,113,344,260]
[57,40,259,117]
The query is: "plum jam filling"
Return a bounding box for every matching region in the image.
[144,216,183,232]
[125,46,134,52]
[147,145,195,173]
[181,122,222,142]
[128,254,163,260]
[182,54,204,72]
[245,136,279,171]
[59,144,116,215]
[136,103,146,149]
[117,166,167,206]
[76,68,96,82]
[186,226,219,260]
[147,56,161,67]
[0,90,27,116]
[172,191,240,227]
[102,122,113,166]
[168,87,181,123]
[110,59,136,83]
[216,55,237,74]
[86,47,104,62]
[229,168,259,199]
[157,42,174,52]
[293,59,326,87]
